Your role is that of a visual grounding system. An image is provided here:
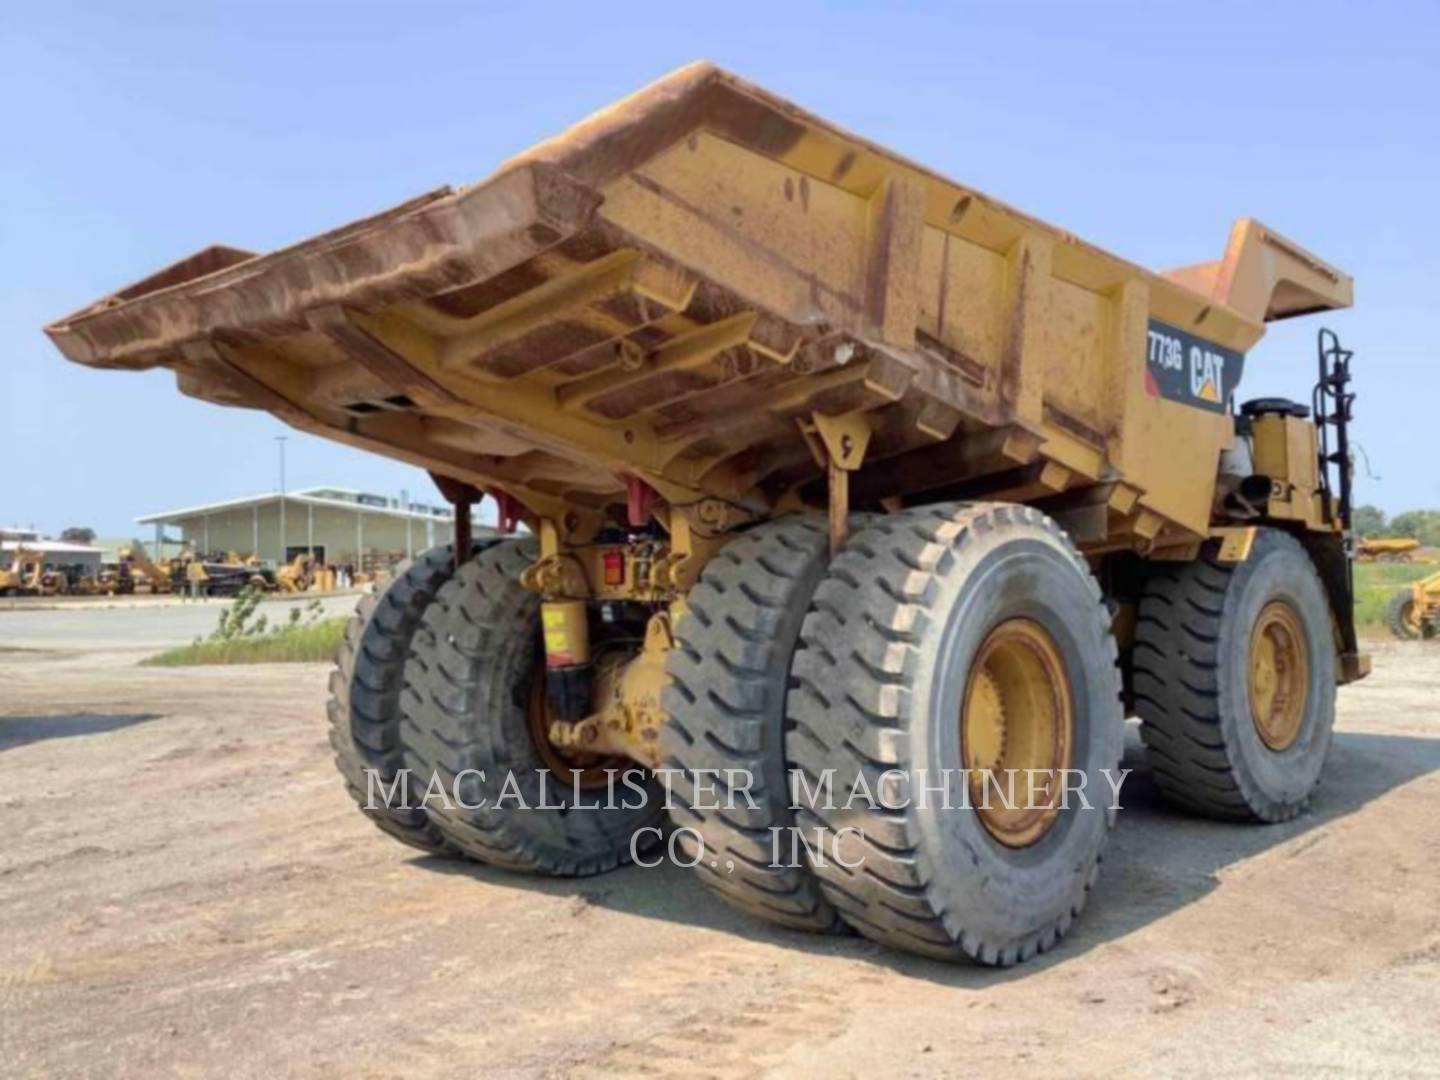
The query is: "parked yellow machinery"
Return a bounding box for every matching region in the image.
[1357,536,1421,562]
[1,552,67,596]
[66,570,119,597]
[184,552,273,596]
[0,546,45,596]
[33,570,68,597]
[116,541,178,594]
[273,553,315,593]
[46,63,1367,966]
[1386,569,1440,640]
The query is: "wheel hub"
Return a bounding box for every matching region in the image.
[960,619,1074,848]
[1249,601,1309,751]
[527,661,624,789]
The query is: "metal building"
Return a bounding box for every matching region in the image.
[136,487,456,569]
[1,528,104,574]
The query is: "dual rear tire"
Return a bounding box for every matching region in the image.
[328,539,664,876]
[398,540,665,875]
[662,502,1126,965]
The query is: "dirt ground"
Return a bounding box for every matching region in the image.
[1,637,1437,1078]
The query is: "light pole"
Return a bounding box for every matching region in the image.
[275,435,287,563]
[401,488,413,559]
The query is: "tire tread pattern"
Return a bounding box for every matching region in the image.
[1134,531,1324,822]
[785,502,1122,966]
[327,544,469,854]
[661,516,842,932]
[401,540,661,876]
[1385,589,1420,642]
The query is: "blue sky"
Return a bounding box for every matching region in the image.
[3,1,1435,535]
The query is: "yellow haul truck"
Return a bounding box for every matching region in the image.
[1357,536,1420,562]
[46,63,1366,966]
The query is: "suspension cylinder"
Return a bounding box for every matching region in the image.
[542,600,593,722]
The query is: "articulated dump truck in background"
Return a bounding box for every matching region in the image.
[46,62,1366,966]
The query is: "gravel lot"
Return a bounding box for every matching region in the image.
[1,636,1437,1077]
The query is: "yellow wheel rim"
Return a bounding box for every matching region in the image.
[1249,601,1309,751]
[961,619,1074,848]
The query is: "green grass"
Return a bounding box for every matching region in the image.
[142,617,348,667]
[1353,561,1435,627]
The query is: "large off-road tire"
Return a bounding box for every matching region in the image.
[661,515,843,933]
[328,543,473,854]
[786,503,1124,965]
[1385,589,1422,641]
[1134,528,1336,823]
[401,539,665,875]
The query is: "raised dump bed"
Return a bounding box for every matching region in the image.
[46,61,1350,552]
[47,63,1367,967]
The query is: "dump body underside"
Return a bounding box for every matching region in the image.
[46,62,1352,552]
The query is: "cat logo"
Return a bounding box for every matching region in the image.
[1145,320,1244,415]
[1190,345,1225,405]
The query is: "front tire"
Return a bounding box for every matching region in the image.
[1134,528,1336,822]
[786,502,1123,965]
[1385,589,1422,641]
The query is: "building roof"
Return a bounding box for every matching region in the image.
[2,539,102,555]
[137,487,455,526]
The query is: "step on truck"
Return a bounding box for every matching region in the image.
[46,61,1368,965]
